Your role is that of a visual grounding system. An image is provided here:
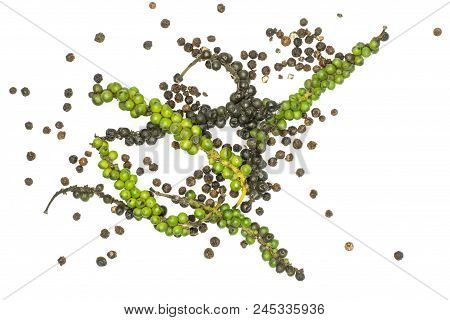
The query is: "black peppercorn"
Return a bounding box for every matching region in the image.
[100,229,110,239]
[96,257,107,267]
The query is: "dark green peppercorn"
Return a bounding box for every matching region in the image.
[96,256,107,267]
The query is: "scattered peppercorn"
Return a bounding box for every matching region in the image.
[115,225,125,235]
[64,88,73,98]
[217,3,225,13]
[73,212,81,221]
[63,103,72,112]
[9,87,17,94]
[26,151,36,161]
[60,177,69,186]
[55,121,64,129]
[143,41,153,50]
[25,121,33,130]
[57,131,66,140]
[394,251,404,261]
[295,168,304,177]
[307,141,317,150]
[66,53,75,62]
[100,229,110,239]
[79,157,88,166]
[160,19,170,28]
[309,189,318,199]
[345,242,354,251]
[433,28,442,36]
[43,126,51,134]
[210,237,220,247]
[24,178,33,186]
[21,87,30,97]
[94,32,105,43]
[96,256,107,267]
[149,1,156,9]
[325,210,333,218]
[57,256,66,266]
[107,250,117,259]
[204,248,214,259]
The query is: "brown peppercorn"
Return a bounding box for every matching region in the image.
[121,154,130,162]
[309,189,318,199]
[115,225,125,235]
[123,161,132,169]
[210,237,220,247]
[394,251,404,261]
[192,37,201,47]
[63,103,72,112]
[84,151,92,157]
[256,207,264,216]
[177,37,185,46]
[275,150,285,159]
[285,153,294,162]
[292,139,303,149]
[162,183,172,193]
[152,178,161,187]
[311,108,321,118]
[207,35,216,42]
[55,121,64,129]
[143,157,152,165]
[64,88,73,98]
[186,176,196,187]
[433,28,442,36]
[75,165,83,173]
[331,108,338,116]
[160,19,170,28]
[60,177,70,186]
[307,141,317,150]
[298,124,307,133]
[149,1,156,9]
[100,229,110,239]
[77,157,87,166]
[9,87,17,94]
[94,32,105,43]
[107,250,117,259]
[325,210,333,218]
[57,256,66,266]
[57,131,66,140]
[136,167,144,176]
[66,53,75,62]
[204,248,214,259]
[319,115,326,122]
[143,41,153,50]
[25,121,33,130]
[296,168,305,177]
[73,212,81,221]
[217,3,225,13]
[26,151,36,161]
[24,177,33,186]
[272,183,281,192]
[281,36,291,46]
[149,163,158,171]
[326,46,335,55]
[21,87,30,97]
[300,18,308,26]
[345,242,354,251]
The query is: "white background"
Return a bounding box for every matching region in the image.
[0,0,449,318]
